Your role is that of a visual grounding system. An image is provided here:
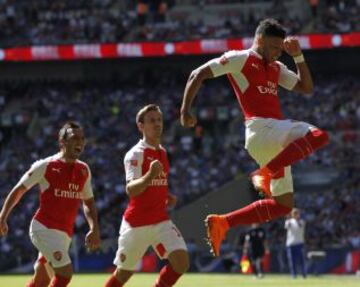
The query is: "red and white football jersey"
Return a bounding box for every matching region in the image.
[123,140,170,227]
[18,153,93,236]
[209,49,299,120]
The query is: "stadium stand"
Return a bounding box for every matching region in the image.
[0,0,358,47]
[0,0,359,274]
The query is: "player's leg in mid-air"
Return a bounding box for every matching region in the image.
[251,120,329,196]
[205,119,329,256]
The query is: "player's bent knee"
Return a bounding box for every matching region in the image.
[168,249,190,274]
[114,268,134,284]
[318,130,330,146]
[309,129,330,148]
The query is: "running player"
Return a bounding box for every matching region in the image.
[105,105,189,287]
[0,121,101,287]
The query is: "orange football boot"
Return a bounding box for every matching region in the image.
[205,214,230,257]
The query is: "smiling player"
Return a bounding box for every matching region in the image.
[0,121,101,287]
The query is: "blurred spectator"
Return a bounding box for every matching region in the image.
[308,0,319,19]
[0,0,358,47]
[242,223,268,278]
[285,208,307,278]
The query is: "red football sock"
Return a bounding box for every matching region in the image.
[266,129,329,175]
[225,199,292,226]
[153,265,182,287]
[49,275,71,287]
[104,275,123,287]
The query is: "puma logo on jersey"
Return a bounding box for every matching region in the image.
[251,63,259,69]
[52,168,61,173]
[147,157,154,161]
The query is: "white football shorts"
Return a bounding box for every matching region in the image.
[113,219,187,270]
[29,220,72,268]
[245,117,316,196]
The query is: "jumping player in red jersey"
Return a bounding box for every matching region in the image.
[0,121,101,287]
[104,105,189,287]
[180,18,329,256]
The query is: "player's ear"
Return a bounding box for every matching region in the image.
[256,35,264,47]
[137,122,144,133]
[59,139,65,149]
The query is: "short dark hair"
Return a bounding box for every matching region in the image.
[136,104,162,124]
[58,121,82,141]
[255,18,286,39]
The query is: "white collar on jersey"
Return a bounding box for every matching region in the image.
[139,139,164,151]
[51,152,79,163]
[52,152,64,161]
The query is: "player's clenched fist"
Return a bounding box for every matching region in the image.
[149,160,163,178]
[283,37,302,57]
[85,229,101,251]
[180,111,197,128]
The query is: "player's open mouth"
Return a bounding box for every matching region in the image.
[74,147,82,153]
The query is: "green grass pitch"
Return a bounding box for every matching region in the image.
[0,273,359,287]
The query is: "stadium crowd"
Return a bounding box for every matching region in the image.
[0,0,358,47]
[0,69,359,270]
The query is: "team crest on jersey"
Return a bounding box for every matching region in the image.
[219,55,229,65]
[130,160,138,167]
[53,251,62,261]
[120,253,126,262]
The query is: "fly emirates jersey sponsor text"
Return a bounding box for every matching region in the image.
[124,140,170,227]
[209,49,299,120]
[18,153,93,236]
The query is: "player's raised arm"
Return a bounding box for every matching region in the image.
[180,65,214,128]
[181,50,247,128]
[0,184,28,236]
[283,37,314,94]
